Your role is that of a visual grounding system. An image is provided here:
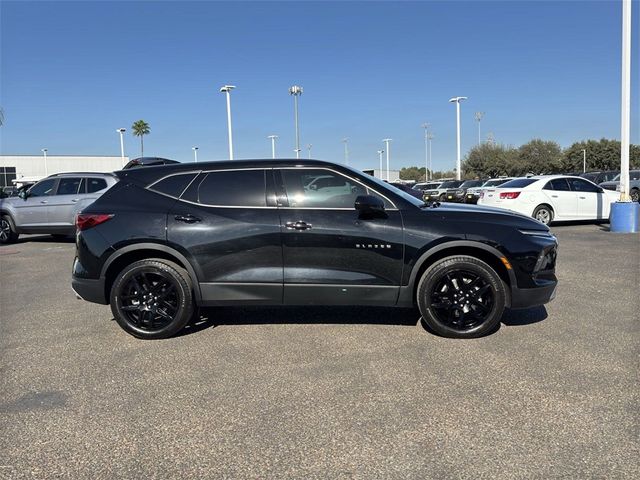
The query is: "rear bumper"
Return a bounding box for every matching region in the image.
[510,279,557,309]
[72,276,108,305]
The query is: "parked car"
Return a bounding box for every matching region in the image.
[599,170,640,203]
[123,157,180,169]
[444,179,485,203]
[390,182,424,199]
[580,171,619,185]
[465,177,514,204]
[423,180,463,202]
[0,172,117,243]
[72,159,558,340]
[477,175,619,225]
[413,181,442,192]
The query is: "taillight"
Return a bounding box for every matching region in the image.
[499,192,521,199]
[76,213,114,231]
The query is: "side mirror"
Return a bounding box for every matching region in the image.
[598,187,604,193]
[18,190,28,199]
[355,195,386,217]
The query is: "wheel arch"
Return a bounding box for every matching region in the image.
[404,241,516,307]
[101,243,201,303]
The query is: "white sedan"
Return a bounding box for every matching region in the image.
[477,175,619,225]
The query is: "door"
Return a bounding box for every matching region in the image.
[276,167,404,306]
[541,178,578,220]
[568,178,608,219]
[13,178,57,227]
[167,168,283,306]
[46,177,83,229]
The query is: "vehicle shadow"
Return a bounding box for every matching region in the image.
[178,304,548,338]
[178,305,421,337]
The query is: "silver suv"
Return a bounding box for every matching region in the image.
[0,172,117,243]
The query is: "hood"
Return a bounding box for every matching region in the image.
[425,202,550,231]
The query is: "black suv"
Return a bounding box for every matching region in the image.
[72,159,558,340]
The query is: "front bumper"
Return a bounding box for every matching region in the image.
[509,278,557,309]
[72,276,108,305]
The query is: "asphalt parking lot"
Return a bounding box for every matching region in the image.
[0,224,638,479]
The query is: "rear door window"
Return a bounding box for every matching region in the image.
[150,173,197,198]
[498,178,538,188]
[544,179,571,191]
[193,169,267,207]
[87,178,108,193]
[56,177,82,195]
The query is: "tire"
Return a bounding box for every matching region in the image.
[533,204,554,225]
[0,215,19,244]
[631,189,640,203]
[109,258,195,339]
[416,255,506,339]
[438,193,447,202]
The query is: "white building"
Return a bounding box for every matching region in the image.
[0,155,129,187]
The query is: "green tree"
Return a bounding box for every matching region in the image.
[400,166,427,182]
[462,143,519,178]
[131,120,150,157]
[517,139,562,174]
[562,138,640,172]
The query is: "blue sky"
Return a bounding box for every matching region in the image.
[1,0,638,172]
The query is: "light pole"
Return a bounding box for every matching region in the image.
[474,111,485,146]
[342,138,349,165]
[117,128,126,166]
[289,85,303,158]
[619,0,632,202]
[192,146,199,163]
[581,149,586,173]
[382,139,392,181]
[377,150,384,178]
[268,135,278,159]
[41,148,48,176]
[449,96,467,180]
[307,144,313,159]
[427,131,434,181]
[421,123,430,181]
[219,85,236,160]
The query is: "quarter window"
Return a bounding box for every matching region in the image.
[196,170,267,207]
[56,177,82,195]
[28,179,56,197]
[150,173,197,198]
[87,178,108,193]
[281,169,370,208]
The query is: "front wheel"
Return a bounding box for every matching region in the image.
[417,255,506,338]
[0,215,19,244]
[533,205,554,225]
[631,189,639,203]
[109,258,195,339]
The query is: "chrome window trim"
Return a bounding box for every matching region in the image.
[278,166,398,210]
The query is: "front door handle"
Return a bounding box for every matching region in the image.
[285,221,312,230]
[40,200,48,204]
[551,195,558,198]
[71,199,79,203]
[579,196,586,200]
[174,214,202,223]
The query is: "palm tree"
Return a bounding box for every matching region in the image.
[131,120,150,157]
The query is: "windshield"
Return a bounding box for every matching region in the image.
[612,170,640,181]
[460,180,483,188]
[484,178,511,187]
[498,178,538,188]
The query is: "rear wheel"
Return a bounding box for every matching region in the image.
[631,188,639,203]
[533,204,554,225]
[109,258,194,339]
[0,215,19,244]
[417,255,506,338]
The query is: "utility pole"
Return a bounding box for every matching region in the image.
[268,135,278,159]
[427,131,434,181]
[192,146,199,163]
[582,149,586,173]
[421,123,430,181]
[219,85,236,160]
[382,139,392,181]
[474,111,485,145]
[289,85,303,158]
[342,138,349,165]
[377,150,384,178]
[307,144,313,159]
[117,128,126,167]
[449,96,467,181]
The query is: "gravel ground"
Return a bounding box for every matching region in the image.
[0,224,638,479]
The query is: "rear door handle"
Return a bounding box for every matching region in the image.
[285,221,312,230]
[551,195,558,198]
[71,199,79,203]
[579,196,586,199]
[40,200,48,204]
[174,214,201,223]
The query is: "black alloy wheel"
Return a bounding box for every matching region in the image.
[417,255,506,338]
[110,259,194,339]
[0,216,18,244]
